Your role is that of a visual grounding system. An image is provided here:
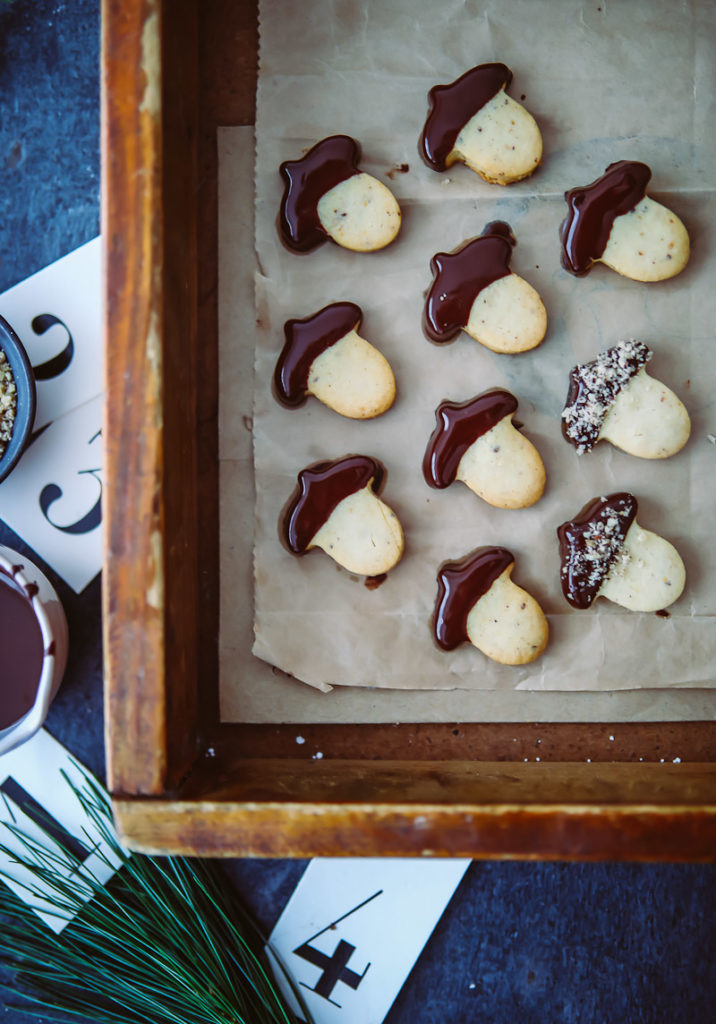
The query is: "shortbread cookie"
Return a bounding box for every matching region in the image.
[419,63,542,185]
[562,339,690,458]
[274,302,396,419]
[279,135,401,253]
[424,221,547,352]
[433,547,548,665]
[557,492,685,612]
[280,455,404,577]
[424,389,545,509]
[560,161,689,281]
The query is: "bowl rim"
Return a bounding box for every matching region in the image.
[0,312,36,484]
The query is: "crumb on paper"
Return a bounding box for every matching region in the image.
[707,434,716,445]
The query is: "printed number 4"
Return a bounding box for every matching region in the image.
[40,429,102,535]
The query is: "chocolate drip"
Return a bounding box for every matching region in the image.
[562,339,651,452]
[557,492,637,609]
[279,136,362,252]
[424,389,518,487]
[419,63,512,172]
[424,222,516,343]
[433,547,514,651]
[274,303,362,407]
[560,161,651,276]
[281,455,384,554]
[0,572,44,730]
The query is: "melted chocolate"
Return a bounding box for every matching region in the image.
[281,455,384,554]
[557,492,637,609]
[433,547,514,651]
[562,339,651,452]
[279,135,362,252]
[560,161,651,276]
[424,221,516,344]
[274,303,362,408]
[424,389,518,487]
[0,571,44,730]
[419,63,512,172]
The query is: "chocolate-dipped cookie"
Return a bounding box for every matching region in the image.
[279,136,401,253]
[419,63,542,185]
[560,161,689,281]
[274,302,396,419]
[424,222,547,353]
[557,493,685,612]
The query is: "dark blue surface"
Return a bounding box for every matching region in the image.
[0,2,714,1023]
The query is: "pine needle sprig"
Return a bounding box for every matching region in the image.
[0,766,312,1024]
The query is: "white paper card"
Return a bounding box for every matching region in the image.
[0,238,103,431]
[0,729,123,934]
[268,857,470,1024]
[0,394,103,591]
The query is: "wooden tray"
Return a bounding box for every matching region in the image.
[101,0,716,860]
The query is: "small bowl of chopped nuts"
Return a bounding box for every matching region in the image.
[0,313,36,485]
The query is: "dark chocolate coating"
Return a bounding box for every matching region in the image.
[433,546,514,651]
[281,454,384,554]
[560,161,651,276]
[424,221,516,344]
[274,302,362,408]
[0,570,44,730]
[279,135,361,253]
[557,492,638,609]
[423,389,518,488]
[562,339,650,451]
[419,63,512,172]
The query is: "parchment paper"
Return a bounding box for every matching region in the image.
[226,0,716,701]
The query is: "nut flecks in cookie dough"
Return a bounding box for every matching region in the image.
[424,221,547,353]
[433,547,548,665]
[562,339,690,458]
[557,493,685,612]
[424,389,545,509]
[280,455,404,577]
[560,161,689,281]
[419,63,542,185]
[279,135,401,253]
[274,302,396,419]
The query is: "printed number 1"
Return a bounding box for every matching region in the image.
[39,430,102,535]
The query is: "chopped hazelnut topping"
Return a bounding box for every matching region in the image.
[0,348,17,460]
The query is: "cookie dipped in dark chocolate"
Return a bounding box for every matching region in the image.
[424,389,518,487]
[557,492,637,609]
[0,571,44,730]
[433,547,514,651]
[419,63,512,172]
[560,161,651,276]
[424,221,515,343]
[562,339,651,453]
[274,302,362,408]
[279,136,361,252]
[281,455,384,554]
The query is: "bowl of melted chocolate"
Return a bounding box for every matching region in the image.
[0,313,36,485]
[0,545,68,757]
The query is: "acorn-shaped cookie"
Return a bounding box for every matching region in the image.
[279,136,401,253]
[419,63,542,185]
[274,302,396,419]
[557,493,685,612]
[424,222,547,353]
[560,161,689,282]
[433,547,548,665]
[424,389,545,509]
[281,455,404,577]
[562,339,690,458]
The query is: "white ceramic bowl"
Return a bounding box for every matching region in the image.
[0,545,69,757]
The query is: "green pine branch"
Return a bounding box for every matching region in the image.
[0,766,313,1024]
